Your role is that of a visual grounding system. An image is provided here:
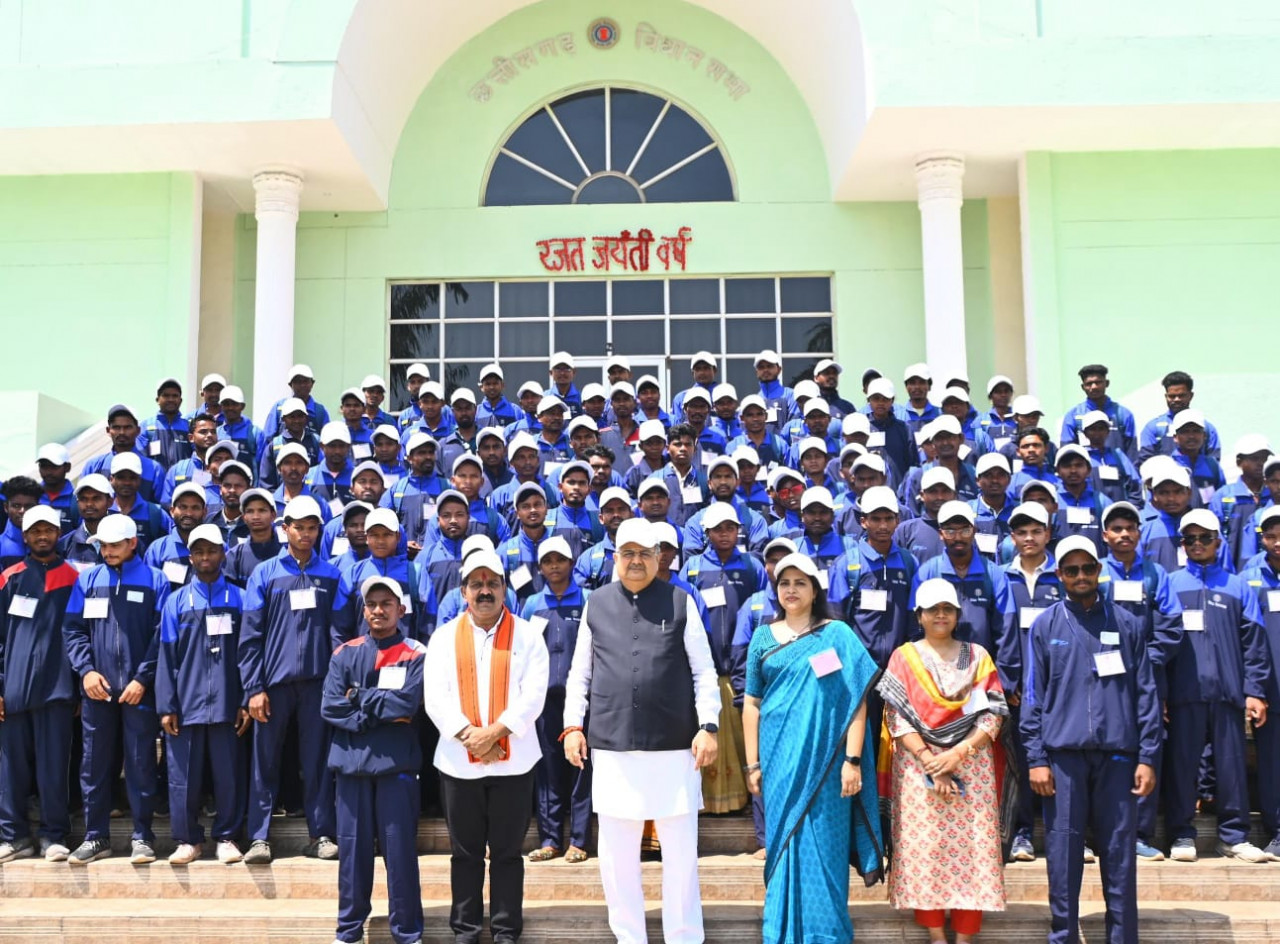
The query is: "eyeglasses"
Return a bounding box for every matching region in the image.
[1060,563,1101,577]
[1180,533,1217,547]
[617,548,657,561]
[940,525,973,537]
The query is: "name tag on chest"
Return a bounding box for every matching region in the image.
[352,444,372,460]
[681,485,703,506]
[510,564,533,591]
[290,587,318,611]
[702,584,727,608]
[1019,607,1045,630]
[1066,507,1094,526]
[162,561,189,584]
[1098,465,1119,481]
[422,501,437,521]
[148,441,162,457]
[1268,590,1280,613]
[1182,609,1205,632]
[1114,579,1144,603]
[766,408,779,425]
[331,536,350,557]
[8,595,37,618]
[809,647,842,678]
[867,431,886,449]
[84,597,110,620]
[328,498,345,516]
[1093,650,1126,676]
[815,570,829,590]
[206,613,233,636]
[378,665,406,690]
[975,532,999,555]
[859,589,888,612]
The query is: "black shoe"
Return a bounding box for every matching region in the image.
[69,838,112,865]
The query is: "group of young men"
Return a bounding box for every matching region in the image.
[0,348,1275,944]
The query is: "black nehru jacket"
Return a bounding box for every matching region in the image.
[585,579,698,753]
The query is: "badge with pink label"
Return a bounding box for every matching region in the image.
[809,648,843,678]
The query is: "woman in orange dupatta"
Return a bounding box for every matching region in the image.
[875,578,1008,944]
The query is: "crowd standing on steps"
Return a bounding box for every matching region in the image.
[0,353,1274,944]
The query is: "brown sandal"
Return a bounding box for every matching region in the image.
[564,847,589,863]
[527,846,561,862]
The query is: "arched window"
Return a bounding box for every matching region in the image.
[483,87,735,206]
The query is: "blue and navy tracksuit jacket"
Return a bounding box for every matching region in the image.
[82,450,167,503]
[1165,561,1272,708]
[0,555,81,713]
[476,396,520,430]
[1097,554,1184,699]
[499,528,586,605]
[520,582,590,691]
[1140,411,1222,464]
[828,537,918,670]
[1059,396,1137,462]
[223,537,282,588]
[38,481,81,535]
[334,554,423,645]
[238,549,347,696]
[263,394,329,439]
[679,548,768,675]
[1021,597,1161,768]
[143,530,194,588]
[258,431,322,489]
[138,413,192,469]
[322,631,426,776]
[217,417,269,471]
[155,576,244,725]
[62,556,170,698]
[682,498,769,560]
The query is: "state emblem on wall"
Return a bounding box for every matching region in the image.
[588,18,619,49]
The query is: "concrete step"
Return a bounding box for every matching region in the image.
[61,809,1274,857]
[3,854,1277,904]
[1,898,1277,944]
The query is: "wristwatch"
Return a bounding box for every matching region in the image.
[699,723,719,734]
[845,754,861,765]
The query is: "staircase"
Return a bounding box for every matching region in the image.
[1,813,1276,943]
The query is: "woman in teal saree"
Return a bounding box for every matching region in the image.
[743,554,883,944]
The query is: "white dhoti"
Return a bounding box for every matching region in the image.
[593,748,704,943]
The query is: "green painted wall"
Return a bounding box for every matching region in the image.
[1022,149,1280,451]
[0,172,199,423]
[234,0,994,408]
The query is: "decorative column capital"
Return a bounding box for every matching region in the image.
[252,169,304,220]
[914,153,965,208]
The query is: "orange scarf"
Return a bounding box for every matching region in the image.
[455,608,514,764]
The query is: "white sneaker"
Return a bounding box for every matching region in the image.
[39,839,70,862]
[1218,841,1268,863]
[167,843,202,865]
[1170,838,1198,862]
[216,840,243,864]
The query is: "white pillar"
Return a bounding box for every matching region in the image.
[251,169,304,423]
[915,153,968,382]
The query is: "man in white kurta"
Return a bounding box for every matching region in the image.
[562,518,721,944]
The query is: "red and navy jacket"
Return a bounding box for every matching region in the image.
[321,631,425,776]
[0,555,81,712]
[62,556,170,698]
[238,549,347,696]
[156,576,244,725]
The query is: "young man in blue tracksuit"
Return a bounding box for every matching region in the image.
[1163,509,1272,863]
[1077,411,1143,507]
[222,488,282,588]
[215,385,268,471]
[500,483,585,607]
[1210,436,1272,569]
[999,501,1062,861]
[323,576,426,944]
[139,378,191,469]
[155,524,248,865]
[681,457,769,560]
[109,452,174,549]
[679,503,768,677]
[333,508,423,645]
[81,404,167,503]
[1057,363,1138,462]
[1022,535,1160,944]
[1096,501,1184,860]
[1138,371,1222,464]
[58,474,114,572]
[1240,506,1280,860]
[0,477,41,569]
[157,413,220,505]
[35,443,80,535]
[893,466,954,564]
[143,482,208,589]
[0,507,81,863]
[259,399,322,490]
[261,364,330,439]
[571,487,631,591]
[911,501,1020,694]
[522,537,592,863]
[61,513,171,865]
[1052,445,1109,554]
[238,495,348,864]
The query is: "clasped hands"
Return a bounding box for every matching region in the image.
[458,723,509,763]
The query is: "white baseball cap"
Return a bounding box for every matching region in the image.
[517,381,543,399]
[406,363,431,381]
[1178,508,1221,535]
[941,386,970,404]
[200,373,228,390]
[903,363,932,382]
[986,374,1015,396]
[1009,502,1050,527]
[287,364,314,381]
[477,427,506,446]
[615,518,658,549]
[359,576,405,606]
[514,482,546,506]
[763,536,799,556]
[580,383,607,403]
[842,413,871,436]
[635,374,662,392]
[682,387,711,406]
[690,351,717,369]
[1171,409,1206,433]
[419,381,445,401]
[170,482,208,506]
[975,453,1011,477]
[800,486,835,510]
[859,486,899,515]
[339,386,366,405]
[920,467,957,492]
[706,455,738,477]
[803,398,831,417]
[239,487,276,511]
[793,380,821,402]
[536,395,567,415]
[852,453,887,476]
[731,445,761,466]
[405,432,437,455]
[932,415,963,437]
[610,381,636,399]
[75,474,114,497]
[637,477,670,497]
[537,535,575,563]
[866,378,895,400]
[915,578,960,610]
[21,506,62,533]
[283,496,324,521]
[557,459,592,482]
[797,436,829,458]
[461,534,495,558]
[1233,434,1272,458]
[187,523,226,548]
[638,419,667,442]
[320,422,352,445]
[110,453,143,476]
[363,508,401,533]
[1012,395,1044,416]
[1055,535,1100,563]
[217,460,253,483]
[653,522,680,548]
[506,432,539,460]
[567,415,599,436]
[937,500,976,526]
[219,385,246,405]
[711,383,738,403]
[605,355,632,373]
[814,358,842,376]
[360,374,387,391]
[550,351,576,369]
[1054,444,1093,467]
[450,387,477,405]
[460,551,506,582]
[773,553,821,582]
[373,424,400,443]
[701,503,740,531]
[1021,479,1060,502]
[1101,501,1141,527]
[280,397,308,416]
[1149,464,1192,489]
[36,443,70,465]
[754,349,782,367]
[479,363,504,381]
[451,453,483,475]
[89,514,138,544]
[739,394,767,414]
[767,466,804,490]
[598,486,633,510]
[274,443,311,466]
